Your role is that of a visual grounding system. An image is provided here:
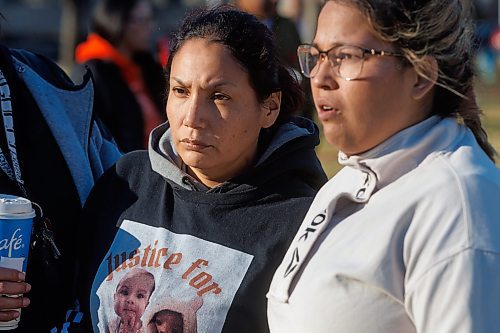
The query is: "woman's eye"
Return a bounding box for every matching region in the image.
[172,87,188,96]
[212,93,230,101]
[336,52,353,60]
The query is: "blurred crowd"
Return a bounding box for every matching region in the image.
[2,0,499,87]
[474,0,500,85]
[1,0,325,152]
[0,0,498,145]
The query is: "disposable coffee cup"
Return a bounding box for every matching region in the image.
[0,194,36,330]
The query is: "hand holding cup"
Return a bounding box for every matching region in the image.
[0,268,31,322]
[0,195,36,329]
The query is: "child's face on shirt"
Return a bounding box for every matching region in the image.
[114,273,153,321]
[154,311,183,333]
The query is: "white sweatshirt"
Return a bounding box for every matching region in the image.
[267,116,500,333]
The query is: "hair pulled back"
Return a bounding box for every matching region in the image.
[165,5,305,131]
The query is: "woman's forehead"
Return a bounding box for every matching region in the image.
[314,2,373,48]
[170,39,249,87]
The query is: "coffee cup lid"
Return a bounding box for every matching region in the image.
[0,194,36,218]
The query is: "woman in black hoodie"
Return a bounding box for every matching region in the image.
[76,6,327,333]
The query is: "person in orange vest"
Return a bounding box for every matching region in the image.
[76,0,166,152]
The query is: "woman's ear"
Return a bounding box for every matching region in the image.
[411,56,438,100]
[261,91,282,128]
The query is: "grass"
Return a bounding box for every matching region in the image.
[316,82,500,179]
[478,83,500,155]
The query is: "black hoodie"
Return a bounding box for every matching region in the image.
[76,117,327,333]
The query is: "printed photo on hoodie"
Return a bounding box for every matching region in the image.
[91,220,254,333]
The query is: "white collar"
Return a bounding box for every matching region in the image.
[338,116,464,191]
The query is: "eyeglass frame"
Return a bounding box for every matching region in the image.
[297,44,404,81]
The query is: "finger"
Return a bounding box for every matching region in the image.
[124,311,134,319]
[0,295,30,311]
[0,268,24,282]
[0,309,20,322]
[0,281,31,296]
[124,316,133,327]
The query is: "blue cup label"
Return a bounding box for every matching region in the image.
[0,218,33,272]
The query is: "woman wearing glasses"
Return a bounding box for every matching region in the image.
[74,6,327,333]
[268,0,500,332]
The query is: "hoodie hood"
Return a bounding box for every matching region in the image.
[148,116,326,192]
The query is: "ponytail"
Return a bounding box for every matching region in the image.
[458,82,497,161]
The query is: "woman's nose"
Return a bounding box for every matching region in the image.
[311,56,339,91]
[182,95,206,129]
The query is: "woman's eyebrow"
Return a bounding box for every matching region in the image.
[171,77,237,89]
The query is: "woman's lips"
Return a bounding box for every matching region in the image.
[181,138,211,151]
[316,104,339,121]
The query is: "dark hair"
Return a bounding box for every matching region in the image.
[165,5,304,130]
[151,309,183,322]
[329,0,496,161]
[90,0,143,46]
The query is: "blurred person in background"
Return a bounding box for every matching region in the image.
[75,0,166,153]
[473,0,499,84]
[0,16,120,332]
[234,0,314,119]
[277,0,321,43]
[234,0,301,70]
[268,0,500,332]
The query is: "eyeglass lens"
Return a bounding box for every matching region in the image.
[298,45,365,80]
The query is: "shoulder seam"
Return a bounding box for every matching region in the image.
[405,247,500,298]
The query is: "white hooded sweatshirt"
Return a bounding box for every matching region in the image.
[267,116,500,333]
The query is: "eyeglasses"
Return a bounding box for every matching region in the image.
[297,44,403,81]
